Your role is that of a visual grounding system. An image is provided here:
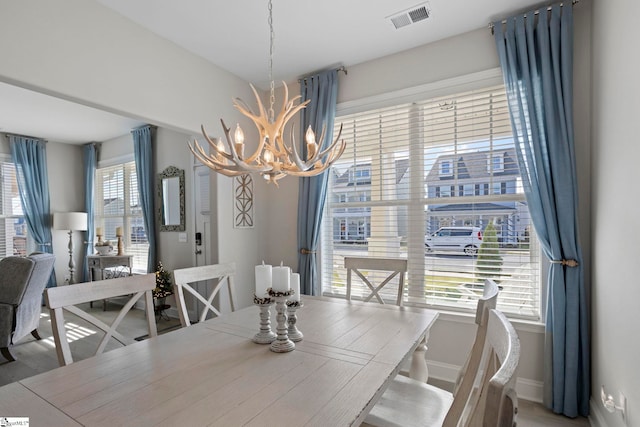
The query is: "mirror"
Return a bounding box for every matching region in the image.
[158,166,185,231]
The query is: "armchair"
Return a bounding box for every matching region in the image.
[0,252,55,362]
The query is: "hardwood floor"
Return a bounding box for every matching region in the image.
[1,306,591,427]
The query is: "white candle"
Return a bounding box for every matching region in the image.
[272,262,290,292]
[96,227,103,236]
[115,226,123,236]
[255,261,272,296]
[290,273,300,302]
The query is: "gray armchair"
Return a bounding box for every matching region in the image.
[0,252,55,362]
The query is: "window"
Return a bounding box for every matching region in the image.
[0,159,28,257]
[94,161,149,272]
[321,80,541,320]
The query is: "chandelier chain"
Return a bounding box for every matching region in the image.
[268,0,275,123]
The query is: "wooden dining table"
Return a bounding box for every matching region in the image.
[0,296,438,426]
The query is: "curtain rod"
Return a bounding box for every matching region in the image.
[3,132,48,143]
[298,66,347,83]
[489,0,579,34]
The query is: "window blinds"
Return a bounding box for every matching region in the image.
[94,162,149,273]
[321,84,540,319]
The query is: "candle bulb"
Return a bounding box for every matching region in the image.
[255,261,272,296]
[272,262,290,292]
[290,273,300,302]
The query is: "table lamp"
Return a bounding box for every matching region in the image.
[53,212,88,284]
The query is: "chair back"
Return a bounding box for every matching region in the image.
[172,262,236,327]
[462,309,520,427]
[44,273,157,366]
[444,279,500,425]
[0,253,55,348]
[344,257,407,306]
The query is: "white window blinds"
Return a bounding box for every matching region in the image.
[94,162,149,272]
[321,83,541,320]
[0,160,27,258]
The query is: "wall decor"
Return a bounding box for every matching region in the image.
[234,174,254,228]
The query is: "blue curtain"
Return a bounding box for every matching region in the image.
[82,143,98,282]
[494,4,589,417]
[132,125,156,273]
[9,135,56,288]
[296,69,339,295]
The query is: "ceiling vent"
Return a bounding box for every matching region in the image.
[387,3,431,30]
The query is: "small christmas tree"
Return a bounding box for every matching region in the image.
[476,223,503,282]
[154,262,173,299]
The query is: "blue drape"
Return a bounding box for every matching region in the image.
[494,4,589,417]
[82,143,97,282]
[296,69,339,296]
[132,125,156,273]
[9,135,56,288]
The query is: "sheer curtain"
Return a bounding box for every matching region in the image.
[297,69,339,295]
[132,125,156,273]
[9,135,56,288]
[82,143,98,282]
[494,4,589,417]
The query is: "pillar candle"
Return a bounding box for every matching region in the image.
[115,226,123,236]
[255,262,272,296]
[96,227,103,236]
[290,273,300,302]
[272,263,290,292]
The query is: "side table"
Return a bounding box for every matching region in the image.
[87,254,133,310]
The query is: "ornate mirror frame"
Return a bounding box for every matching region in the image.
[157,166,185,232]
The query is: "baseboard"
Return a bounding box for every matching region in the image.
[589,397,610,427]
[427,359,544,403]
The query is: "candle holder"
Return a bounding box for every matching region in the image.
[116,234,124,256]
[96,234,103,245]
[267,288,295,353]
[286,300,303,342]
[252,295,276,344]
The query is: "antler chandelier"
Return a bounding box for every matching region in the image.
[189,0,346,186]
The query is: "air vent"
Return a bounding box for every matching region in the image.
[387,3,431,30]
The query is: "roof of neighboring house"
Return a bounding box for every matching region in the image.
[425,148,519,183]
[428,202,517,212]
[333,158,410,188]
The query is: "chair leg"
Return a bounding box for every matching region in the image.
[1,347,15,362]
[31,329,42,340]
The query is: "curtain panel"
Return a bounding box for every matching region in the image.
[493,4,589,417]
[82,143,98,282]
[297,69,339,295]
[132,125,157,273]
[9,135,56,288]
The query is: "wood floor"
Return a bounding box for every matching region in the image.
[1,306,591,427]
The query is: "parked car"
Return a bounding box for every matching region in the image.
[425,226,483,256]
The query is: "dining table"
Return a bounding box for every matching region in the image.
[0,296,438,426]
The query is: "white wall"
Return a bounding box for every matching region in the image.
[591,0,640,426]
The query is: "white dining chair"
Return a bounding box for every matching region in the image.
[44,273,157,367]
[172,262,236,327]
[363,283,519,427]
[344,256,407,306]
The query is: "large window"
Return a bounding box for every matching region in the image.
[0,159,27,258]
[321,80,541,320]
[94,161,149,272]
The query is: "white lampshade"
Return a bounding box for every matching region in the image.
[53,212,88,231]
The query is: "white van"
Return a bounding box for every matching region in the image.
[425,226,483,256]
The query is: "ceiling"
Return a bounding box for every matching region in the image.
[1,0,544,145]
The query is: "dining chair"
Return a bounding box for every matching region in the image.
[44,273,157,367]
[344,256,407,306]
[363,298,520,427]
[172,262,236,327]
